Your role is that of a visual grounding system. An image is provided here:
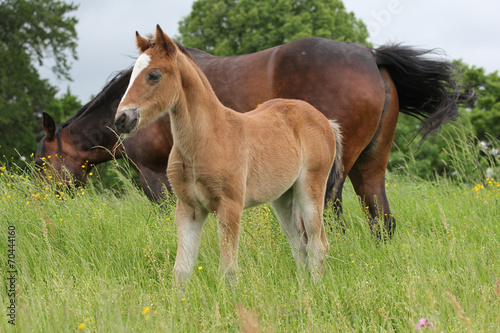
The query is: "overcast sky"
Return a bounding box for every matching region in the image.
[38,0,500,102]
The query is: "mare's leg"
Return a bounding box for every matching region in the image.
[136,165,171,202]
[271,189,307,270]
[174,200,208,283]
[215,199,244,280]
[348,158,395,237]
[325,177,346,231]
[348,69,399,237]
[294,172,329,281]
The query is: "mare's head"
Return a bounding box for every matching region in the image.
[35,112,91,184]
[115,25,187,134]
[35,69,132,184]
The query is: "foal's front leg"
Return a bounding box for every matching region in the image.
[174,200,208,284]
[215,199,243,281]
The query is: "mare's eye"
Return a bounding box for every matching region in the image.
[147,71,162,83]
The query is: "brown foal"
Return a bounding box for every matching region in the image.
[114,25,343,282]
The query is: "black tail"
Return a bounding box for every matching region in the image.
[375,44,474,142]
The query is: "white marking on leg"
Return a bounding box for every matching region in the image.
[121,53,151,103]
[271,193,307,269]
[174,203,207,282]
[293,173,328,281]
[175,221,205,279]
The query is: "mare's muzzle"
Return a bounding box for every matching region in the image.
[115,108,140,134]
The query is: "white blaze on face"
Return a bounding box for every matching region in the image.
[120,53,151,103]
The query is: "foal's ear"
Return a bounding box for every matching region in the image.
[136,31,150,53]
[154,24,177,56]
[42,112,56,140]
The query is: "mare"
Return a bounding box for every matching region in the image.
[35,30,471,237]
[115,25,342,281]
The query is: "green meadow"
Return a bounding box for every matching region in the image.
[0,159,499,332]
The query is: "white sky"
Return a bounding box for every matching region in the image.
[38,0,500,102]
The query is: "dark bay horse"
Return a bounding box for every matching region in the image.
[115,25,341,281]
[36,37,470,236]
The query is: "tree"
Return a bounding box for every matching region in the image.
[178,0,369,56]
[458,62,500,141]
[0,0,79,160]
[389,62,500,180]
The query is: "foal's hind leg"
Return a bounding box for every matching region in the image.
[271,189,307,270]
[294,172,329,281]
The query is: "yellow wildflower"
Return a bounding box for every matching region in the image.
[142,306,151,315]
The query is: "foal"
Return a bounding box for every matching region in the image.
[115,25,342,282]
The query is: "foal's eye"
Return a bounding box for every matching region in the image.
[147,71,162,83]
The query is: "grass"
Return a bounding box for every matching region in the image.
[0,160,499,332]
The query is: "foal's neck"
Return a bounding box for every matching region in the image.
[170,54,233,155]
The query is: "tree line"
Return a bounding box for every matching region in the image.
[1,0,498,179]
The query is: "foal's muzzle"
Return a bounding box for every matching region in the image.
[115,108,140,134]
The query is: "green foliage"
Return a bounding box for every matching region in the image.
[389,113,460,179]
[0,48,55,158]
[44,88,82,124]
[0,0,80,160]
[178,0,369,56]
[457,62,500,141]
[390,62,500,180]
[0,0,78,79]
[390,112,499,181]
[1,160,499,331]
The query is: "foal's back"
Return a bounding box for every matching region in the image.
[241,98,336,208]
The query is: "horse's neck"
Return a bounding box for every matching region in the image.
[69,102,121,160]
[169,57,233,156]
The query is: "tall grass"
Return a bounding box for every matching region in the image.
[1,142,499,332]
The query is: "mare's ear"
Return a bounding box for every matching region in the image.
[154,24,177,56]
[42,112,56,140]
[136,31,150,53]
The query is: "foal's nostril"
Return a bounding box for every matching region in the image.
[115,109,139,134]
[115,113,127,128]
[115,113,130,133]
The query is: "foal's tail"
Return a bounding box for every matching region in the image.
[374,44,474,142]
[324,119,343,206]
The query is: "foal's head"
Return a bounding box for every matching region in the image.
[115,25,185,134]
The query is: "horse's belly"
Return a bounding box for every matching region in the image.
[244,155,301,208]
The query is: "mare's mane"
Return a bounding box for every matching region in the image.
[57,40,193,131]
[59,68,133,129]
